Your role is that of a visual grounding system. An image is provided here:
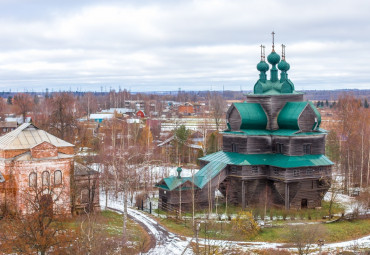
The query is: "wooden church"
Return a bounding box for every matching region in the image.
[156,36,333,211]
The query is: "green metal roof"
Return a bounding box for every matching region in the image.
[277,102,308,129]
[156,161,227,191]
[222,129,327,137]
[277,101,321,130]
[200,151,333,168]
[193,161,227,189]
[253,80,301,95]
[233,103,267,129]
[160,176,193,191]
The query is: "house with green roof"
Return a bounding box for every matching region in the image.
[156,37,333,211]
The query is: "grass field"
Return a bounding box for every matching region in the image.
[155,215,370,243]
[65,210,151,254]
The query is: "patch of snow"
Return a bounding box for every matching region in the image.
[102,193,370,254]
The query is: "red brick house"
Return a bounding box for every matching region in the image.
[0,123,74,215]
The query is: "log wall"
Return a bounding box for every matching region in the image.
[298,105,317,131]
[247,94,304,130]
[228,107,241,131]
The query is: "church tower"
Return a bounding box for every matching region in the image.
[157,33,333,211]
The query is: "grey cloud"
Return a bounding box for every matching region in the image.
[0,0,369,91]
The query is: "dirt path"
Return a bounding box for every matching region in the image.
[105,199,192,254]
[103,194,370,254]
[107,207,156,253]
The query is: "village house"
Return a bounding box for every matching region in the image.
[0,121,17,135]
[0,123,99,216]
[178,103,195,116]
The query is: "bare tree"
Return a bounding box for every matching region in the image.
[13,93,33,122]
[49,92,77,141]
[286,224,327,255]
[209,92,226,131]
[0,185,74,255]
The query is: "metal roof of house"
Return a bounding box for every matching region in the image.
[74,162,99,176]
[200,151,333,168]
[156,161,227,191]
[89,113,114,119]
[0,121,17,128]
[0,123,74,150]
[160,176,193,191]
[232,103,267,129]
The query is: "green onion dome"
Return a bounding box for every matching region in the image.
[257,61,269,72]
[267,51,280,65]
[278,59,290,71]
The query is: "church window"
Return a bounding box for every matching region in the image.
[230,166,238,175]
[273,167,279,175]
[42,171,50,186]
[252,166,258,174]
[29,172,37,188]
[303,144,311,154]
[54,170,62,185]
[232,143,238,152]
[293,169,300,177]
[276,143,284,153]
[306,169,313,175]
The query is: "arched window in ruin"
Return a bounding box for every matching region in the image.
[81,189,89,203]
[42,171,50,186]
[54,170,62,185]
[29,172,37,188]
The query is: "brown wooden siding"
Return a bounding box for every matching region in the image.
[247,136,272,154]
[247,94,304,130]
[223,136,247,153]
[298,105,316,132]
[228,107,241,131]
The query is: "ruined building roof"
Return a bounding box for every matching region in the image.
[74,162,99,176]
[0,123,74,150]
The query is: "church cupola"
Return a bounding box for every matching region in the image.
[278,44,290,82]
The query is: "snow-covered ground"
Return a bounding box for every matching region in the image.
[324,191,370,215]
[101,193,370,254]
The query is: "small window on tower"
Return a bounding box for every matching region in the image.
[293,169,300,177]
[252,166,258,174]
[303,144,311,154]
[230,166,238,175]
[232,143,238,152]
[276,143,284,153]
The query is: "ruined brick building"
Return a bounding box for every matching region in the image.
[0,123,99,216]
[156,38,334,211]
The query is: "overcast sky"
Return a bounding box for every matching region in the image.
[0,0,369,92]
